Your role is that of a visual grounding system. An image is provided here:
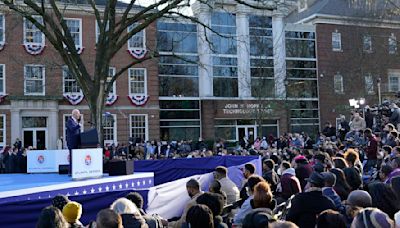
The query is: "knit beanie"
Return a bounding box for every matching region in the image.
[62,201,82,223]
[351,208,394,228]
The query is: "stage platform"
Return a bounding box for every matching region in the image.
[0,172,154,204]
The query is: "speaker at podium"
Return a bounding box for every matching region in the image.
[80,128,99,148]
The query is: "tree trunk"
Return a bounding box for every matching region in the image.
[89,83,106,147]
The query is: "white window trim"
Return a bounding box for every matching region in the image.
[128,68,148,96]
[103,113,117,146]
[129,114,148,142]
[0,14,5,44]
[363,35,373,53]
[334,73,344,94]
[23,16,45,46]
[298,0,308,12]
[388,72,400,92]
[0,114,6,148]
[0,64,5,95]
[389,33,397,55]
[62,66,82,95]
[127,24,146,49]
[63,114,84,142]
[95,20,109,44]
[64,18,82,49]
[108,67,117,95]
[332,32,342,52]
[364,74,375,95]
[24,64,45,96]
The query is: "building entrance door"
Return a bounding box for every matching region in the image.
[23,128,47,149]
[237,126,256,143]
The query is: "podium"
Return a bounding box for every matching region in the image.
[71,148,103,180]
[80,128,99,148]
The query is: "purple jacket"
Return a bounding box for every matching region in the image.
[385,168,400,184]
[281,168,302,199]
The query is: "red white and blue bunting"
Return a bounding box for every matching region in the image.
[127,48,147,59]
[76,46,84,55]
[23,43,45,55]
[0,42,5,51]
[64,93,84,105]
[128,95,149,106]
[105,94,118,106]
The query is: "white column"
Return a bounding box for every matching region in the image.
[272,12,286,98]
[236,5,251,98]
[193,2,213,97]
[11,109,21,145]
[48,110,58,149]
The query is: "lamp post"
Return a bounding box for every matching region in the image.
[377,77,382,105]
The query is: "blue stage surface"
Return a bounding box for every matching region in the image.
[0,172,154,204]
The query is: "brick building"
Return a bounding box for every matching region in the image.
[0,0,326,149]
[289,0,400,128]
[0,2,159,149]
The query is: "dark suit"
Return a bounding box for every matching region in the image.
[66,117,81,150]
[66,117,81,174]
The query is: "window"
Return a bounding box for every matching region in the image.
[63,66,81,94]
[334,73,344,94]
[332,32,342,51]
[128,24,145,49]
[0,64,5,94]
[211,12,238,97]
[363,35,372,52]
[298,0,308,12]
[0,114,5,148]
[365,74,374,95]
[0,15,4,44]
[129,68,147,96]
[130,114,148,141]
[103,114,117,145]
[24,65,45,95]
[160,100,201,141]
[107,67,116,95]
[389,33,397,54]
[389,71,400,92]
[95,20,109,44]
[64,18,82,47]
[24,16,44,44]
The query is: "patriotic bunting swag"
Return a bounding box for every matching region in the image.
[76,46,84,55]
[64,93,84,105]
[23,43,45,55]
[105,94,118,106]
[127,48,147,59]
[128,95,149,106]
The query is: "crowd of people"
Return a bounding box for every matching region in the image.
[5,104,400,227]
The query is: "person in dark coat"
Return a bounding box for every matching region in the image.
[66,109,82,174]
[322,122,336,138]
[286,172,336,228]
[196,192,228,228]
[338,115,350,142]
[3,147,17,173]
[126,192,166,228]
[262,159,279,192]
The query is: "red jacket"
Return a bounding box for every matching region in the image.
[366,135,378,160]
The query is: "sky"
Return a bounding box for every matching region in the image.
[121,0,194,15]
